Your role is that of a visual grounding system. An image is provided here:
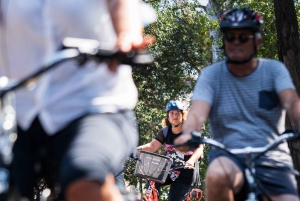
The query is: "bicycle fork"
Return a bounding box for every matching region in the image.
[244,168,258,201]
[244,152,259,201]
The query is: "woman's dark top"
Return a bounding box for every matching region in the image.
[155,125,200,186]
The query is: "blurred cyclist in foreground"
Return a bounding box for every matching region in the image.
[0,0,155,200]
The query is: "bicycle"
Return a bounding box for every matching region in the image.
[134,150,203,201]
[0,37,154,201]
[174,129,300,201]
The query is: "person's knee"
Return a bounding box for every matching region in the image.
[261,194,299,201]
[66,174,122,201]
[205,157,242,188]
[205,167,227,187]
[206,165,228,186]
[66,180,95,198]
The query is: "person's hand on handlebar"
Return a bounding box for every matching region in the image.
[107,35,155,71]
[174,133,193,152]
[132,148,142,158]
[184,161,195,169]
[130,151,141,161]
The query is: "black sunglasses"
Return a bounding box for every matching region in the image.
[224,33,254,44]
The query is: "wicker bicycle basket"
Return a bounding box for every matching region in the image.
[134,151,172,183]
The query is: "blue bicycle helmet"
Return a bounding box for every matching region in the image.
[220,8,263,33]
[165,100,184,112]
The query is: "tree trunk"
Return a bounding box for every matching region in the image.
[207,0,222,62]
[273,0,300,194]
[274,0,300,91]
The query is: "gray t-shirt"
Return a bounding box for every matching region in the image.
[193,58,295,168]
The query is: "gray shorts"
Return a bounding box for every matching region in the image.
[12,111,138,199]
[209,150,299,200]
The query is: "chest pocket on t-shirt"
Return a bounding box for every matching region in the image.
[259,90,279,110]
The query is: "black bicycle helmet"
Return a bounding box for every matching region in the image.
[220,8,263,33]
[165,100,184,112]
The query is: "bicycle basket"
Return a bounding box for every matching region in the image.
[134,151,172,183]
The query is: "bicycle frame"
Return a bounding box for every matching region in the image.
[176,130,300,201]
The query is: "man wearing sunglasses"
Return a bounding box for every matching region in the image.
[175,7,300,201]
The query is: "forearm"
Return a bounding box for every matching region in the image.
[137,143,152,152]
[107,0,143,44]
[182,112,205,134]
[187,145,204,164]
[174,100,210,152]
[182,101,209,134]
[280,89,300,131]
[287,100,300,130]
[137,141,160,153]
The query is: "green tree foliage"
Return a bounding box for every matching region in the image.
[126,1,215,198]
[133,0,214,163]
[211,0,278,59]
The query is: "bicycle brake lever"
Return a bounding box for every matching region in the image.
[282,128,300,140]
[130,153,142,163]
[105,50,154,66]
[174,131,203,150]
[62,37,154,66]
[283,128,298,134]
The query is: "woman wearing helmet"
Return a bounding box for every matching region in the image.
[136,100,203,201]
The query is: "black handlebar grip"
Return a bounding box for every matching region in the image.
[186,131,202,150]
[104,50,154,66]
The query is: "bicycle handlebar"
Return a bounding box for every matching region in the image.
[175,129,300,201]
[0,38,154,98]
[62,37,154,66]
[171,164,195,170]
[175,129,300,160]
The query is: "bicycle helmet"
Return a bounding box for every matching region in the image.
[220,8,263,33]
[220,8,263,64]
[165,100,184,112]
